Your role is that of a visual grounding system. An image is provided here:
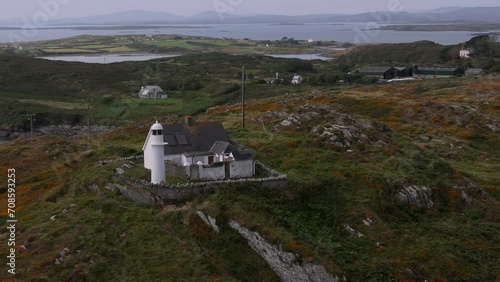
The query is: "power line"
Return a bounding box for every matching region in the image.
[83,99,93,148]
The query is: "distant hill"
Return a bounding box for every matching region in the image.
[430,7,500,23]
[52,10,187,25]
[1,7,500,26]
[423,6,467,13]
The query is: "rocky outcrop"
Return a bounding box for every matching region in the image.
[452,176,486,206]
[396,185,434,208]
[192,210,342,281]
[197,211,220,233]
[271,103,390,148]
[0,126,23,142]
[55,247,71,265]
[278,112,321,128]
[229,220,340,282]
[343,224,364,238]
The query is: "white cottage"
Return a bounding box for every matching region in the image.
[143,118,255,183]
[138,86,167,99]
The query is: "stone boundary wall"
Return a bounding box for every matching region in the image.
[98,155,144,165]
[113,171,287,204]
[102,156,288,204]
[166,161,187,179]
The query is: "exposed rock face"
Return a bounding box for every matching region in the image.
[396,185,434,208]
[229,220,339,282]
[191,210,341,281]
[272,104,389,148]
[313,124,370,148]
[278,112,321,127]
[452,176,486,205]
[343,224,364,238]
[197,211,220,233]
[0,126,22,141]
[55,247,71,265]
[273,104,353,131]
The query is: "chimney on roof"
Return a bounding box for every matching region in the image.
[184,116,194,126]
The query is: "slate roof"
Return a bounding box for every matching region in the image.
[210,141,238,155]
[358,67,394,74]
[465,68,484,75]
[162,122,229,156]
[417,67,460,72]
[183,151,214,157]
[139,86,164,95]
[394,66,408,71]
[231,150,255,161]
[209,141,254,161]
[415,66,464,76]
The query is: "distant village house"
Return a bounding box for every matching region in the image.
[292,74,303,84]
[460,49,472,59]
[413,66,465,78]
[357,66,413,80]
[138,86,167,99]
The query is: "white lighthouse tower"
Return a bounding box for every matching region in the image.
[142,121,166,184]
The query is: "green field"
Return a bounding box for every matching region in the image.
[2,34,347,57]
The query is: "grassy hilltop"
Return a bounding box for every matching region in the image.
[0,48,499,281]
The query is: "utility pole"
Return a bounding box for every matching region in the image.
[241,66,246,129]
[27,114,35,140]
[83,99,93,148]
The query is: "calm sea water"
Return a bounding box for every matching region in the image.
[0,23,487,45]
[39,53,331,64]
[40,54,179,64]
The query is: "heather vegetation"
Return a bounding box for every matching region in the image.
[0,45,499,281]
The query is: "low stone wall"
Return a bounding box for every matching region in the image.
[166,161,187,179]
[114,173,288,204]
[98,155,144,165]
[190,162,226,181]
[108,158,288,204]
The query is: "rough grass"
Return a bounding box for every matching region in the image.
[0,53,499,281]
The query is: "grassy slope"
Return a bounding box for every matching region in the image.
[0,54,499,281]
[337,41,453,66]
[0,53,321,129]
[336,38,500,70]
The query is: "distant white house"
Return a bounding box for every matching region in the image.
[138,86,167,99]
[460,49,472,59]
[292,74,303,84]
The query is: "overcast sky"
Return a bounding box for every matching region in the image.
[1,0,499,19]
